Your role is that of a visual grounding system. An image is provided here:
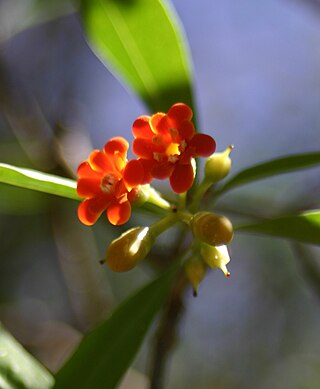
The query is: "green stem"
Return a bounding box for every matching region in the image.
[149,213,179,237]
[145,185,172,211]
[176,210,192,225]
[150,270,189,389]
[178,192,187,210]
[189,178,212,212]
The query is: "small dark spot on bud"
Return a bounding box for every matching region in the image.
[172,205,178,213]
[99,259,105,265]
[193,289,198,298]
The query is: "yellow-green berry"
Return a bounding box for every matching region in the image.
[184,256,207,297]
[106,227,154,272]
[204,145,233,184]
[191,212,234,247]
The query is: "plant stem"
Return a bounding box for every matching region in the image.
[146,185,172,211]
[149,270,189,389]
[149,213,179,237]
[189,178,212,212]
[179,192,187,210]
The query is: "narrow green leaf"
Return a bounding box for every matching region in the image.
[0,185,49,214]
[236,210,320,245]
[79,0,194,112]
[0,163,80,201]
[217,152,320,196]
[54,265,178,389]
[0,323,54,389]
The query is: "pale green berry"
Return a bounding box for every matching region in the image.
[106,227,154,272]
[184,256,207,297]
[191,212,234,246]
[204,145,233,184]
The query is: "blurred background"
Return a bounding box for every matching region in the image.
[0,0,320,388]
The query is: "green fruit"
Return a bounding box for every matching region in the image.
[204,145,233,183]
[191,212,234,246]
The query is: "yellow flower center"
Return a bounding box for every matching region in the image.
[166,142,180,158]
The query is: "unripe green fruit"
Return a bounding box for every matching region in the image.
[184,256,207,297]
[200,244,231,277]
[106,227,154,272]
[191,212,234,246]
[128,185,150,206]
[204,145,233,184]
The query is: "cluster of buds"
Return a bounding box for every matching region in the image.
[77,103,234,295]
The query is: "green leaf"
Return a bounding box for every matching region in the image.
[217,151,320,196]
[0,185,49,214]
[54,265,178,389]
[79,0,194,112]
[0,323,54,389]
[0,163,80,201]
[236,210,320,245]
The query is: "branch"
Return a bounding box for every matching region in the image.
[149,270,189,389]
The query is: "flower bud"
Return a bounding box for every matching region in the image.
[204,145,233,184]
[200,244,231,277]
[106,227,154,272]
[184,256,207,297]
[128,185,150,206]
[129,184,172,211]
[191,212,234,246]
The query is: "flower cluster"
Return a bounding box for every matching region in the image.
[132,103,216,193]
[77,137,135,226]
[77,103,215,226]
[76,102,234,292]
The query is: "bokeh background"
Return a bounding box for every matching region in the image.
[0,0,320,388]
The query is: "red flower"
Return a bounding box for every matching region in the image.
[77,137,144,226]
[132,103,216,193]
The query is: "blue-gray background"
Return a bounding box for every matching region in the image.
[0,0,320,388]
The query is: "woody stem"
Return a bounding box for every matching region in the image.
[149,269,189,389]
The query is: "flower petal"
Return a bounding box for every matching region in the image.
[123,159,145,188]
[107,199,131,225]
[177,120,195,140]
[151,161,175,179]
[189,133,216,157]
[113,151,127,173]
[150,114,172,143]
[132,116,154,139]
[78,196,111,226]
[114,179,128,198]
[132,138,153,159]
[139,158,156,183]
[168,103,193,127]
[89,150,113,173]
[77,178,101,198]
[170,163,194,193]
[150,113,166,134]
[179,146,194,164]
[77,161,101,179]
[104,137,129,159]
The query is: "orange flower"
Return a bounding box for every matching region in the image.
[77,137,144,226]
[132,103,216,193]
